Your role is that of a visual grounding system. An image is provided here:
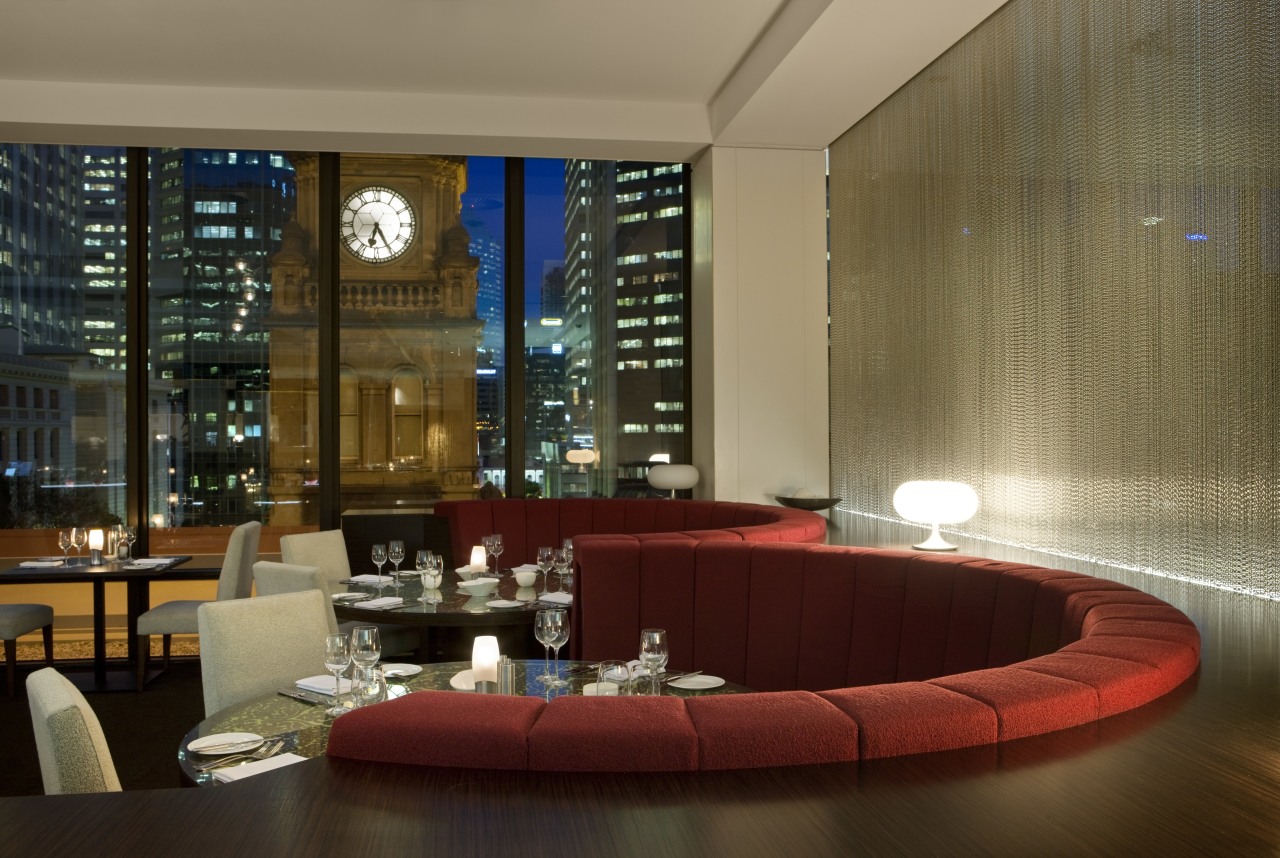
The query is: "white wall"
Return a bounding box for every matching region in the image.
[691,146,829,504]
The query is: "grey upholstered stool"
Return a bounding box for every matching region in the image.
[1,604,54,696]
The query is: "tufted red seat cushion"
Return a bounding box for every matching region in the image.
[325,690,545,770]
[819,682,999,759]
[929,667,1099,740]
[526,695,699,772]
[683,691,860,770]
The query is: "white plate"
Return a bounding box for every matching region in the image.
[667,674,725,690]
[397,570,419,578]
[380,663,422,677]
[187,732,264,755]
[486,599,524,608]
[449,669,475,692]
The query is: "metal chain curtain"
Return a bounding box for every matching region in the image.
[829,0,1279,597]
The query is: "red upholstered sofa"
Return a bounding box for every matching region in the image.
[327,542,1200,771]
[432,498,828,569]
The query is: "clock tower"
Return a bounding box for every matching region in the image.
[266,154,482,525]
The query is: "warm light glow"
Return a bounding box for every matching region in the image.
[565,449,596,465]
[892,481,979,551]
[88,529,104,550]
[470,545,487,567]
[472,636,499,684]
[647,463,699,492]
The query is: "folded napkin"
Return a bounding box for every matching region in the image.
[211,752,307,783]
[511,563,540,573]
[296,675,352,695]
[540,591,573,605]
[130,557,175,566]
[345,574,392,584]
[360,596,403,610]
[20,560,64,567]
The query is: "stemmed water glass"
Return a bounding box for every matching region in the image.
[640,628,669,694]
[486,534,504,576]
[349,625,382,707]
[371,544,388,594]
[416,549,441,604]
[71,527,88,566]
[534,609,565,684]
[57,530,72,566]
[323,633,351,717]
[122,526,137,560]
[553,547,571,587]
[536,546,554,595]
[387,540,406,592]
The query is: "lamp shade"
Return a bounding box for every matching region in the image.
[892,481,979,551]
[565,449,596,465]
[647,463,699,492]
[472,635,499,685]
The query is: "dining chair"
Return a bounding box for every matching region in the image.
[279,529,352,587]
[26,667,121,794]
[197,589,333,717]
[252,560,420,657]
[135,520,261,690]
[2,603,54,697]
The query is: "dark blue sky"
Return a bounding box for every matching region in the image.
[463,157,566,321]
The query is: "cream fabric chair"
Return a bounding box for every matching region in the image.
[252,560,419,657]
[279,529,351,588]
[2,603,54,696]
[136,520,261,690]
[197,589,332,717]
[26,667,121,794]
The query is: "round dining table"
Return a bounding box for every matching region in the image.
[179,659,745,786]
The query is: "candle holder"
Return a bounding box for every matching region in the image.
[472,635,499,694]
[88,528,105,566]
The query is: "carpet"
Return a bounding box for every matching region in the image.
[15,639,201,660]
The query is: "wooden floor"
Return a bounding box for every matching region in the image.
[1,518,1277,856]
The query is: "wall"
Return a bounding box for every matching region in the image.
[692,146,829,503]
[829,0,1279,598]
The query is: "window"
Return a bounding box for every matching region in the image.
[392,370,424,461]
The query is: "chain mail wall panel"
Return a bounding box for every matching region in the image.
[829,0,1279,597]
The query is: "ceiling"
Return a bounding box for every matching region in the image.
[0,0,1004,160]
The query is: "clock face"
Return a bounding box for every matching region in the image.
[340,186,416,264]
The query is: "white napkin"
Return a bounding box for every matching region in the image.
[627,659,651,678]
[211,752,307,783]
[130,557,175,566]
[361,596,403,610]
[20,560,64,567]
[540,591,573,605]
[511,563,540,573]
[345,574,392,584]
[296,675,352,695]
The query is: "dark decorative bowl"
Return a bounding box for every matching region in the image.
[774,496,842,511]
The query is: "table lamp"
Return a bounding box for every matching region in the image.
[892,480,979,551]
[647,463,699,498]
[472,635,499,694]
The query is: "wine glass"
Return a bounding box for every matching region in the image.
[323,633,351,717]
[57,530,72,566]
[536,546,554,594]
[351,625,381,672]
[371,544,388,594]
[486,534,504,576]
[387,540,406,592]
[534,609,563,684]
[416,549,439,603]
[553,547,571,586]
[71,527,87,566]
[547,609,570,688]
[122,526,137,560]
[640,628,669,695]
[562,538,574,565]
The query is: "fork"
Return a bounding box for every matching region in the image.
[194,738,285,772]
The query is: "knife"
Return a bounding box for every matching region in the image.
[662,671,702,684]
[278,688,330,705]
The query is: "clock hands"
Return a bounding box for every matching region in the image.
[370,220,391,249]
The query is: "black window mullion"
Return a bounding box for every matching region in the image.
[318,152,342,529]
[505,159,526,497]
[125,146,149,554]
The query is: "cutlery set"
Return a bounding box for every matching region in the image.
[193,738,287,772]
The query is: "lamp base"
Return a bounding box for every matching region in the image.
[913,524,959,551]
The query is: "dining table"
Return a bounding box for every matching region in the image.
[178,659,747,786]
[0,554,194,691]
[331,567,575,661]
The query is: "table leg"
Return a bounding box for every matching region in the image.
[92,579,107,689]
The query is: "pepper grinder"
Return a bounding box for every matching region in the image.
[498,655,515,695]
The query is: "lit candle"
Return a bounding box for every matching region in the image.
[469,545,487,567]
[88,529,105,565]
[472,635,499,692]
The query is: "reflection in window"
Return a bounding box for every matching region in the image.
[392,370,424,462]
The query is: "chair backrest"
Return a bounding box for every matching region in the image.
[26,667,121,795]
[198,589,332,717]
[252,560,339,634]
[215,520,263,602]
[279,529,351,587]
